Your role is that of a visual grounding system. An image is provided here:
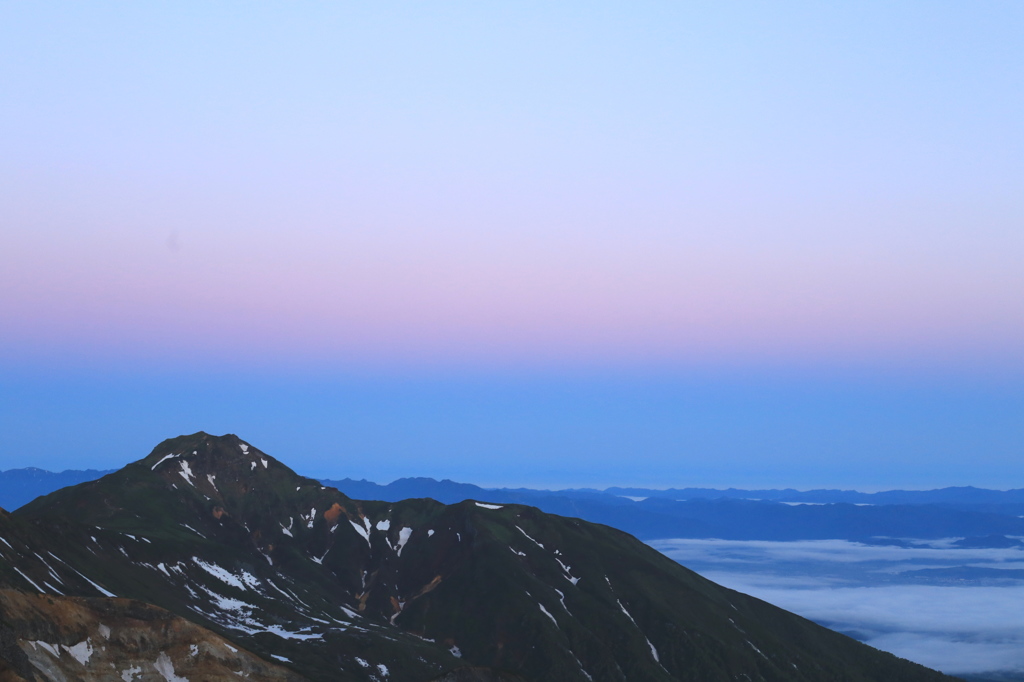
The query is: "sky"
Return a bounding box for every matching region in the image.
[1,2,1022,488]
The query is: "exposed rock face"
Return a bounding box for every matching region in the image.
[0,590,305,681]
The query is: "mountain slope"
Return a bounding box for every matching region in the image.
[12,433,959,682]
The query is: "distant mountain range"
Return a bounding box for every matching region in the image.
[320,478,1024,546]
[0,467,116,511]
[0,433,957,681]
[6,467,1024,546]
[325,477,1024,508]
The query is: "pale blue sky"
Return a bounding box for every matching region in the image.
[1,2,1022,487]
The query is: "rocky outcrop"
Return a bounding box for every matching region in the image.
[0,590,305,681]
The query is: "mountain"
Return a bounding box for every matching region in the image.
[8,469,1024,544]
[605,486,1024,506]
[321,478,1024,543]
[0,468,114,511]
[321,477,494,505]
[320,478,1024,509]
[0,432,959,681]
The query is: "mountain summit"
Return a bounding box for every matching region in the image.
[4,433,957,681]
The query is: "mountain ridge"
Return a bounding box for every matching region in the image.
[1,432,960,681]
[7,466,1023,544]
[8,465,1024,513]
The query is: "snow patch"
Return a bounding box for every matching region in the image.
[574,658,594,681]
[450,645,462,658]
[178,461,195,486]
[265,578,295,602]
[427,529,435,537]
[151,453,178,470]
[475,502,503,509]
[747,640,769,660]
[192,557,259,590]
[616,598,663,665]
[13,567,45,593]
[239,443,249,454]
[376,519,391,531]
[538,602,558,627]
[616,599,637,625]
[71,568,115,597]
[554,588,570,614]
[261,458,268,468]
[395,527,413,556]
[515,525,544,549]
[264,625,322,641]
[154,652,187,682]
[64,639,93,664]
[28,641,60,658]
[377,663,390,677]
[206,474,217,490]
[271,654,291,662]
[98,624,110,639]
[350,520,370,544]
[121,666,142,681]
[555,557,580,585]
[180,523,204,538]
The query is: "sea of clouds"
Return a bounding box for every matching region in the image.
[650,538,1024,676]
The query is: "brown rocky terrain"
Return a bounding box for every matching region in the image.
[0,589,305,681]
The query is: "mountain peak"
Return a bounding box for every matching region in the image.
[137,433,331,524]
[144,432,285,481]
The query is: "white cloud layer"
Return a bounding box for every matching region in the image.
[652,537,1024,567]
[651,538,1024,675]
